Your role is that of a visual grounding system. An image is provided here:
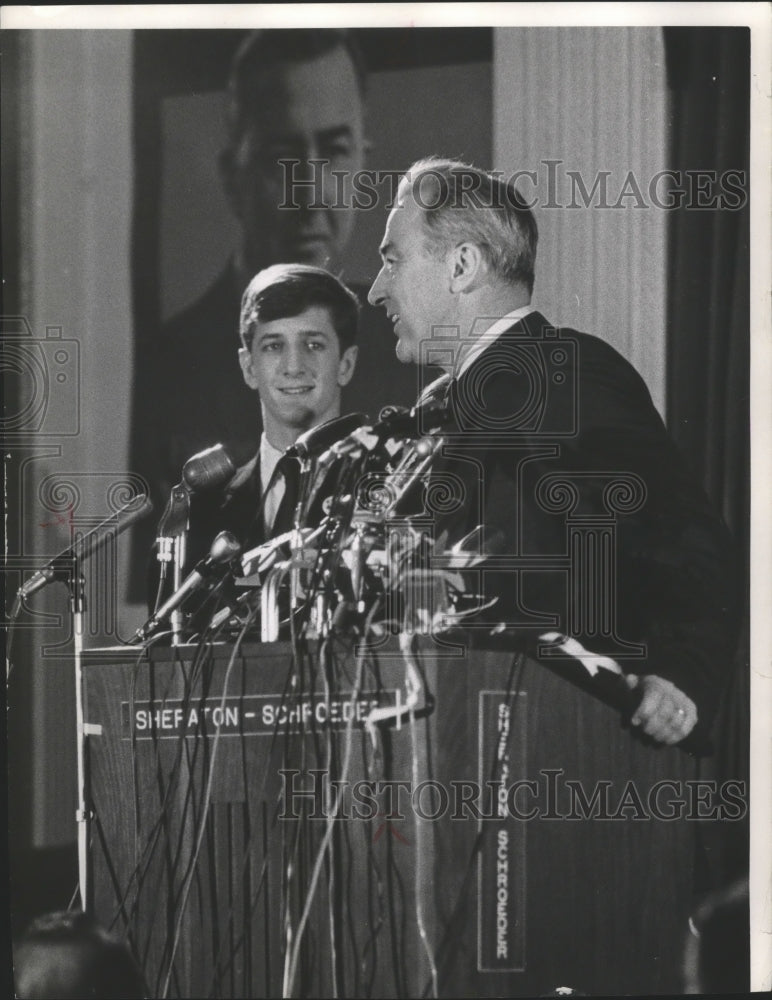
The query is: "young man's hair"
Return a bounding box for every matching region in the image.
[399,157,539,295]
[240,263,360,352]
[14,909,146,999]
[227,29,367,145]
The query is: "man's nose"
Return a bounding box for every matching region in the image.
[283,346,307,374]
[368,268,386,307]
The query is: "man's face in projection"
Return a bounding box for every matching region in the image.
[222,45,366,273]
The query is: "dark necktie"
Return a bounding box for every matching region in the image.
[270,453,302,537]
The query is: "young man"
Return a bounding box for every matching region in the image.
[150,263,359,623]
[232,261,359,544]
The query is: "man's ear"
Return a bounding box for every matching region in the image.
[337,345,358,387]
[448,242,484,293]
[239,346,259,390]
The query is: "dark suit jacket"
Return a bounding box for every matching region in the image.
[182,453,335,569]
[147,449,352,630]
[412,311,738,729]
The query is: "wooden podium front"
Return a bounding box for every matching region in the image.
[83,637,699,998]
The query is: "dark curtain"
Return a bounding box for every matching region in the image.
[664,27,750,885]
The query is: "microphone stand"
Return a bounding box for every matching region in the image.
[304,454,364,637]
[31,548,93,910]
[13,496,155,912]
[155,483,190,645]
[69,566,92,911]
[289,456,318,617]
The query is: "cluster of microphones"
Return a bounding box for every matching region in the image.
[14,400,456,615]
[12,403,659,741]
[13,400,629,684]
[10,400,510,650]
[128,403,456,643]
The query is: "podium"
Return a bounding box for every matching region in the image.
[83,637,698,997]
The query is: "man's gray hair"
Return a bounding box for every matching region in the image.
[398,157,538,294]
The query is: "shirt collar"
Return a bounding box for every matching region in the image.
[454,305,536,379]
[416,306,535,406]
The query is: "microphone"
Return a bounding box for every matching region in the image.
[309,403,453,491]
[287,412,369,460]
[156,445,238,550]
[181,444,237,491]
[134,531,241,641]
[372,401,454,439]
[314,425,381,472]
[18,495,154,600]
[313,404,453,474]
[378,404,408,421]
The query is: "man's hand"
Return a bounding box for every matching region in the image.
[624,674,698,744]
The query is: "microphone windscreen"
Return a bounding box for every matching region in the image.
[373,402,454,439]
[378,405,409,422]
[208,531,242,564]
[182,444,237,491]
